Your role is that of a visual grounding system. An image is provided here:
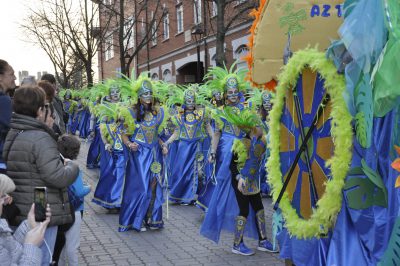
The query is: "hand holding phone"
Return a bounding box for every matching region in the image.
[34,187,47,222]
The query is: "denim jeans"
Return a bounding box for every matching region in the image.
[59,211,82,266]
[40,225,58,266]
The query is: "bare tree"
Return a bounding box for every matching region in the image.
[97,0,171,77]
[206,0,257,67]
[60,0,112,87]
[21,1,76,88]
[22,0,112,88]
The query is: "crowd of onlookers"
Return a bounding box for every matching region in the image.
[0,59,90,266]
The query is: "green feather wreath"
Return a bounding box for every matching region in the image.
[231,138,250,169]
[212,106,261,132]
[117,105,136,136]
[68,100,78,114]
[267,48,353,238]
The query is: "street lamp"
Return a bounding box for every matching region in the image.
[191,24,204,83]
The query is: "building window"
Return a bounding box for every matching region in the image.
[163,13,169,40]
[176,4,183,33]
[194,0,202,24]
[124,18,134,49]
[211,54,217,67]
[235,45,249,70]
[151,73,159,80]
[105,33,114,61]
[151,12,157,46]
[211,1,217,17]
[163,69,172,82]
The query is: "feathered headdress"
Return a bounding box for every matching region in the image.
[203,61,249,95]
[247,88,274,110]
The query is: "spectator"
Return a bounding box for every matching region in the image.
[56,134,91,266]
[41,74,66,134]
[0,173,51,266]
[38,80,61,135]
[0,59,16,174]
[3,85,79,266]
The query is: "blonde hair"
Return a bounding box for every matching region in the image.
[0,174,16,196]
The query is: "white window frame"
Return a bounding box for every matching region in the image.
[102,0,112,5]
[211,1,217,17]
[104,33,114,61]
[176,4,184,33]
[163,13,170,40]
[194,0,202,24]
[163,69,172,82]
[124,17,135,49]
[151,12,157,46]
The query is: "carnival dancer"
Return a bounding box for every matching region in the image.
[92,82,128,211]
[162,85,212,205]
[77,90,92,139]
[119,74,168,232]
[195,85,225,211]
[229,116,276,255]
[248,89,274,197]
[86,89,103,169]
[60,89,77,134]
[200,65,261,248]
[70,93,83,135]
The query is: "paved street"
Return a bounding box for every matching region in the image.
[76,141,284,266]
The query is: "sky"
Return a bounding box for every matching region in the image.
[0,0,56,84]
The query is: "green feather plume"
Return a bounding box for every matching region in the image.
[213,107,261,132]
[231,138,249,169]
[117,105,136,135]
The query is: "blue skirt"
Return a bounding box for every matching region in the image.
[200,134,258,243]
[119,145,164,232]
[86,124,101,169]
[169,139,201,204]
[70,111,81,135]
[196,136,215,211]
[92,149,126,208]
[78,110,91,138]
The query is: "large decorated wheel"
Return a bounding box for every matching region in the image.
[267,49,353,238]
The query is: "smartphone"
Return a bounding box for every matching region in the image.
[34,187,47,222]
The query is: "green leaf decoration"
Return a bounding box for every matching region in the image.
[361,159,388,204]
[355,112,367,147]
[378,217,400,266]
[279,2,307,35]
[354,73,373,148]
[343,177,387,209]
[344,159,388,209]
[272,209,284,250]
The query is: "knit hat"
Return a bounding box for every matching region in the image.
[0,174,15,196]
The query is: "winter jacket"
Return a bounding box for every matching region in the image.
[3,113,79,227]
[53,96,66,134]
[0,219,42,266]
[0,91,12,170]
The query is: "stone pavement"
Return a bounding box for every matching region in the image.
[76,141,284,266]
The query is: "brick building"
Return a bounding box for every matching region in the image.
[95,0,256,84]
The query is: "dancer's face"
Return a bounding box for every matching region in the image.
[185,98,195,110]
[140,91,152,105]
[226,88,239,104]
[213,91,222,101]
[110,87,120,102]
